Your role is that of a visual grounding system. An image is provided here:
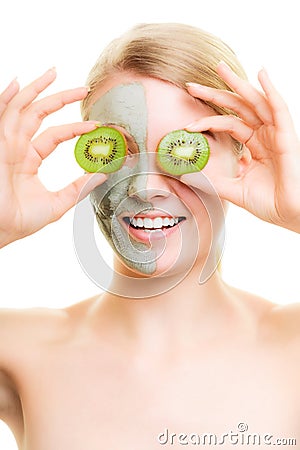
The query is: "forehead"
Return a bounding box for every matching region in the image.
[88,77,148,151]
[89,73,215,121]
[88,73,218,151]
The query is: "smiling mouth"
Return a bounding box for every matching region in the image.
[122,215,186,232]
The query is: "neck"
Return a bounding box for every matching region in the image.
[87,262,246,354]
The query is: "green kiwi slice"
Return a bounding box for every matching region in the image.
[157,129,210,176]
[74,126,128,173]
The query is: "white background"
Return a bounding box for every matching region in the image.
[1,0,300,447]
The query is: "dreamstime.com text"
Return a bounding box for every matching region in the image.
[157,423,297,446]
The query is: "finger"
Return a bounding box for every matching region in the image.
[32,121,100,159]
[186,83,262,128]
[258,68,295,131]
[7,67,57,112]
[217,61,273,125]
[20,87,90,138]
[181,169,245,206]
[186,115,253,144]
[0,78,20,117]
[50,172,108,221]
[185,115,266,160]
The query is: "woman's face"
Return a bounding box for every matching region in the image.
[87,73,238,279]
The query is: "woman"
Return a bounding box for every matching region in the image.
[0,23,299,449]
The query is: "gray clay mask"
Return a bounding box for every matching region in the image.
[88,83,158,274]
[85,82,225,285]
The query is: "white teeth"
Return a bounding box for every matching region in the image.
[162,218,170,226]
[144,218,154,228]
[153,217,163,228]
[136,218,144,227]
[129,216,181,230]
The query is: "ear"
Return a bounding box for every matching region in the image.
[236,145,252,178]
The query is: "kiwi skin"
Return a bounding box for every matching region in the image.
[157,129,210,176]
[74,126,128,173]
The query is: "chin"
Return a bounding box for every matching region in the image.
[113,228,200,279]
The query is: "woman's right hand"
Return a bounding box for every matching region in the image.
[0,68,107,248]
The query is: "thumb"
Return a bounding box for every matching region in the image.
[180,146,251,206]
[51,172,107,221]
[180,170,245,207]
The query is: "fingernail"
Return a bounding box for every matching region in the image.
[186,82,199,88]
[84,121,98,125]
[185,122,199,131]
[44,67,56,77]
[186,82,207,90]
[6,77,18,88]
[217,60,231,70]
[85,85,92,92]
[259,66,268,76]
[86,121,101,126]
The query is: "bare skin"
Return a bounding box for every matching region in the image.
[1,286,300,449]
[0,66,300,450]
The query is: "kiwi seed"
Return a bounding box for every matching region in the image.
[74,126,128,173]
[157,129,210,176]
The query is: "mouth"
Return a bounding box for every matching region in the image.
[123,215,186,230]
[121,214,186,242]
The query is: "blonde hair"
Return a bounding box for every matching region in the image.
[81,22,247,155]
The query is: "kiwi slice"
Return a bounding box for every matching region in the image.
[74,126,127,173]
[157,129,210,176]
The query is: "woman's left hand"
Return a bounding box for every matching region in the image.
[184,62,300,234]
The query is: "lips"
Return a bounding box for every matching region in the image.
[123,215,186,230]
[121,214,186,242]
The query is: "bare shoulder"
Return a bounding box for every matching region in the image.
[0,295,97,370]
[230,284,300,345]
[0,307,65,367]
[0,296,98,423]
[261,301,300,379]
[265,301,300,341]
[247,289,300,353]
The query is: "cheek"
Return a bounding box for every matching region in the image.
[176,177,226,237]
[204,144,239,178]
[175,184,207,223]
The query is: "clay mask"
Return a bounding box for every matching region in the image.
[85,81,226,286]
[88,83,159,274]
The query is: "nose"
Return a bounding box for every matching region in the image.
[127,152,171,202]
